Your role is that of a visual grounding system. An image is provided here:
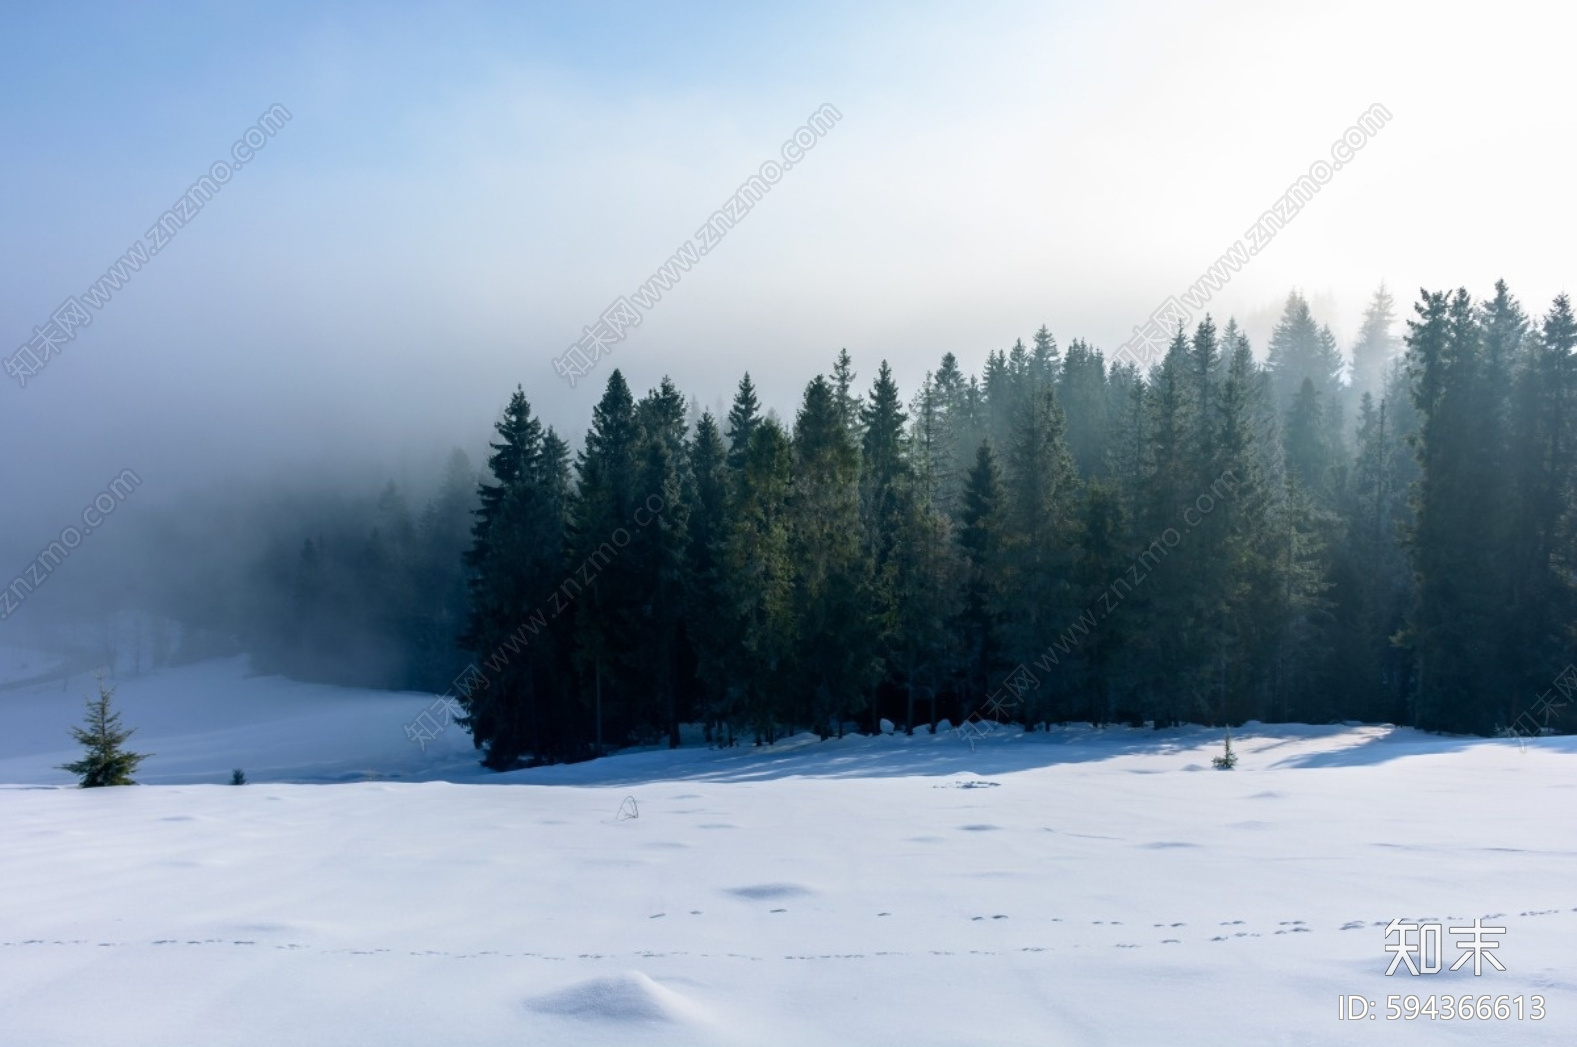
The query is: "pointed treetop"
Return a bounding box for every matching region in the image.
[832,348,862,433]
[726,373,762,468]
[1031,325,1060,378]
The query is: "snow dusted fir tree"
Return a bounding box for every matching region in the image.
[59,677,150,787]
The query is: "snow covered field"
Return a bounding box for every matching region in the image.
[2,655,1574,1045]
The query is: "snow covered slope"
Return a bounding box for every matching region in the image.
[2,655,1573,1045]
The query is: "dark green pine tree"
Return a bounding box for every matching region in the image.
[861,361,910,519]
[1330,391,1413,722]
[1189,315,1223,469]
[909,371,950,514]
[832,348,864,441]
[684,411,733,742]
[1129,325,1198,727]
[630,378,692,748]
[1202,324,1284,723]
[861,361,912,710]
[930,352,971,513]
[1181,315,1228,676]
[458,388,572,766]
[458,387,540,765]
[569,370,642,753]
[59,678,151,787]
[725,373,762,471]
[1145,326,1196,528]
[877,365,962,733]
[533,428,578,755]
[1506,294,1577,726]
[790,375,877,734]
[951,373,990,515]
[1404,288,1502,732]
[718,419,797,743]
[1357,354,1425,721]
[1470,282,1527,721]
[540,431,572,518]
[953,441,1007,722]
[1106,356,1147,510]
[1192,315,1230,510]
[1474,280,1524,526]
[1000,383,1079,724]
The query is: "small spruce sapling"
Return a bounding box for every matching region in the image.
[1212,728,1238,770]
[58,677,151,787]
[231,769,247,785]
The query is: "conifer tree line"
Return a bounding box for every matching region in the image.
[453,283,1577,765]
[240,283,1577,767]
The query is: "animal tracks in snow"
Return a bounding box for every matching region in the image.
[5,904,1571,964]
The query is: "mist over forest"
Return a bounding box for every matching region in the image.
[11,279,1574,766]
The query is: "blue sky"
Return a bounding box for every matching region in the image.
[4,0,1575,552]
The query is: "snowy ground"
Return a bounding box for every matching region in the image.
[2,655,1574,1045]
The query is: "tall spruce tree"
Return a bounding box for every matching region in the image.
[725,373,762,471]
[685,411,733,741]
[1030,325,1060,391]
[954,441,1007,722]
[569,371,642,753]
[459,387,571,767]
[832,348,863,440]
[861,362,912,690]
[1129,326,1200,726]
[930,352,971,513]
[718,419,797,742]
[1331,391,1413,721]
[910,371,950,513]
[631,378,691,747]
[1404,288,1503,732]
[1505,294,1577,726]
[1000,383,1079,724]
[790,375,877,734]
[1205,324,1283,723]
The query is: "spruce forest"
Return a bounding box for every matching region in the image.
[246,284,1577,767]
